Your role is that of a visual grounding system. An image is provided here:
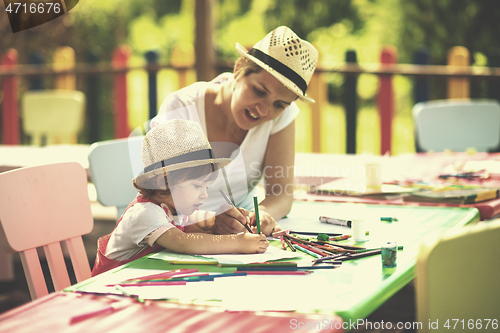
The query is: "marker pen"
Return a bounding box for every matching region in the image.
[319,216,352,228]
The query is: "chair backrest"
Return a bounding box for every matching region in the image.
[413,99,500,152]
[0,162,94,300]
[416,219,500,332]
[88,136,143,220]
[22,90,86,146]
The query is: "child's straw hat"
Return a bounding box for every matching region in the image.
[235,26,318,103]
[134,119,232,188]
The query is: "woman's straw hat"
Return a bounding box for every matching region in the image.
[134,119,232,188]
[235,26,318,103]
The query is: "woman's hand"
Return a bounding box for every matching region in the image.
[213,204,251,235]
[248,209,282,236]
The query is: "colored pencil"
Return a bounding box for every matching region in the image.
[289,231,342,237]
[253,196,261,234]
[241,270,312,275]
[116,281,187,287]
[115,285,145,303]
[298,265,341,270]
[219,262,298,268]
[280,235,287,250]
[290,240,329,257]
[124,268,198,282]
[336,249,382,261]
[293,244,322,259]
[236,266,298,271]
[282,236,296,252]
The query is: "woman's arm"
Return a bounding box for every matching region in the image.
[154,227,268,254]
[244,121,295,236]
[209,121,295,236]
[258,119,295,220]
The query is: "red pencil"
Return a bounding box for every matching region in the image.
[280,236,287,250]
[124,268,198,282]
[116,281,187,287]
[237,270,311,275]
[290,240,329,257]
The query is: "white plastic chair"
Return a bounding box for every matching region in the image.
[22,90,86,146]
[413,99,500,152]
[416,219,500,332]
[0,162,93,300]
[88,136,143,220]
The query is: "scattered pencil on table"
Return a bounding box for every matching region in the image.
[293,244,322,259]
[290,231,342,237]
[329,235,350,242]
[115,285,145,303]
[220,189,254,234]
[280,235,286,250]
[282,236,296,252]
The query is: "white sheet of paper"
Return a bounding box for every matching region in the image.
[200,244,302,264]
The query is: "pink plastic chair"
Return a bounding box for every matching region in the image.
[0,162,93,300]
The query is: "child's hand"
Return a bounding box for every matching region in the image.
[214,204,251,235]
[248,210,280,236]
[237,232,269,253]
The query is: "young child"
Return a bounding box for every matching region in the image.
[92,119,268,276]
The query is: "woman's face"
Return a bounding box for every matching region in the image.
[230,69,298,130]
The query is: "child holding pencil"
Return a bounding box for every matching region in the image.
[91,119,268,276]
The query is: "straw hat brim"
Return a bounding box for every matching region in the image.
[133,157,232,188]
[236,43,315,103]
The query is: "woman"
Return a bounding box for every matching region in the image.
[150,26,318,236]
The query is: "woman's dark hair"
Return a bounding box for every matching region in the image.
[234,57,263,78]
[134,163,219,199]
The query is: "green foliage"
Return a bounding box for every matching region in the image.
[400,0,500,65]
[263,0,363,39]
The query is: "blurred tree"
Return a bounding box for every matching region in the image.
[400,0,500,100]
[264,0,363,40]
[400,0,500,65]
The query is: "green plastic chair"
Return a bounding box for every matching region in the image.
[416,219,500,332]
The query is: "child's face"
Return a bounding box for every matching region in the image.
[165,174,214,215]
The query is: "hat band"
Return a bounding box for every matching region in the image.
[144,148,215,173]
[248,48,307,95]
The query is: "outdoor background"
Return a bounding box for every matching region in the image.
[1,0,499,155]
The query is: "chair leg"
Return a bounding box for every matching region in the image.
[19,248,48,300]
[43,243,71,292]
[64,237,91,282]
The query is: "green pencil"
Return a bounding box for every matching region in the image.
[253,196,261,234]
